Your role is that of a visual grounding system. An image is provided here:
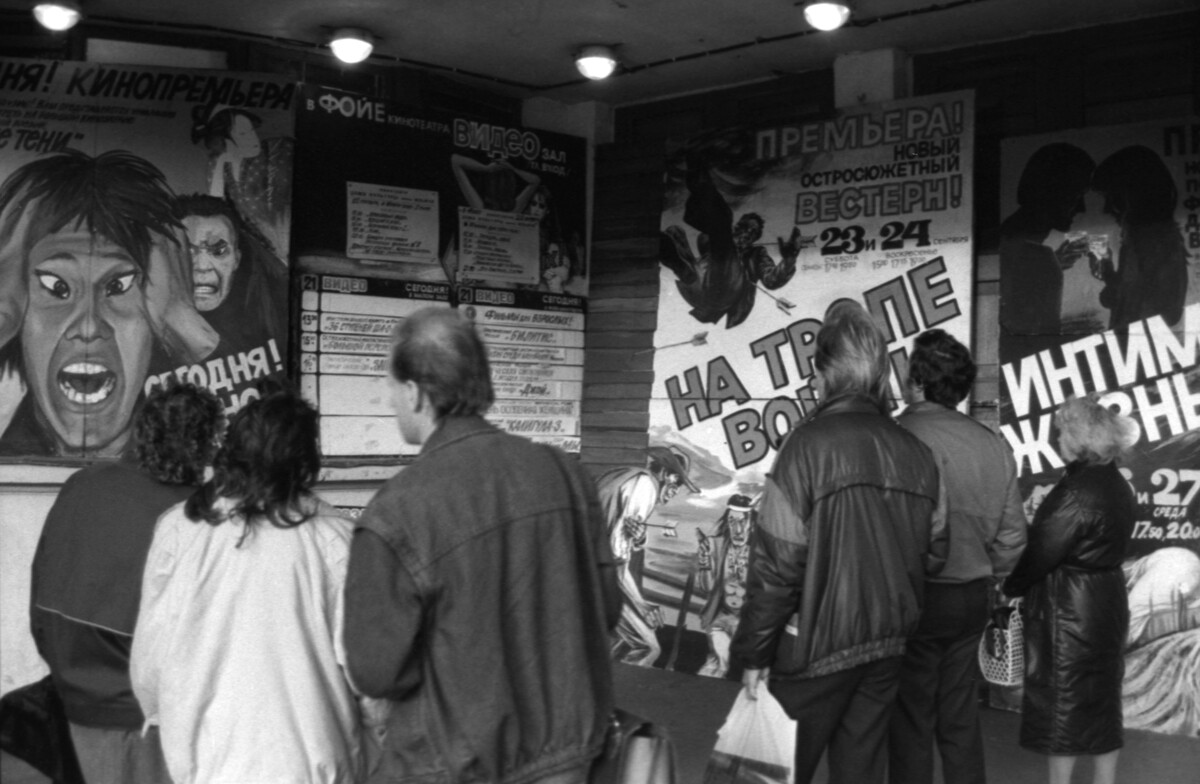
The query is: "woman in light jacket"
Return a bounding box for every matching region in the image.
[132,386,380,784]
[1003,396,1140,784]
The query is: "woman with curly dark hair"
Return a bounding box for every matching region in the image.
[30,382,223,784]
[132,383,224,485]
[131,386,382,784]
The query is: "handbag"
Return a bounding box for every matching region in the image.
[977,597,1024,686]
[0,676,86,784]
[591,708,677,784]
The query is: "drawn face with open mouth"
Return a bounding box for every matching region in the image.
[183,214,241,312]
[21,227,152,455]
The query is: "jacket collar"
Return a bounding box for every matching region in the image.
[419,414,499,457]
[810,392,888,420]
[902,400,953,416]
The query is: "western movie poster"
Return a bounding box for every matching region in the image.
[292,86,588,460]
[999,119,1200,735]
[622,91,975,677]
[0,58,295,459]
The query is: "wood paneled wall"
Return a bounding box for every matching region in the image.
[581,11,1199,475]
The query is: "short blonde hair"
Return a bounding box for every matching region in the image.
[814,299,890,406]
[1055,396,1140,464]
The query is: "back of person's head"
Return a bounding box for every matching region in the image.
[134,382,223,486]
[907,329,976,408]
[1055,395,1140,465]
[389,307,494,418]
[814,300,890,405]
[1016,142,1094,210]
[186,383,320,535]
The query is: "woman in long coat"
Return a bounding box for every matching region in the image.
[1003,396,1139,784]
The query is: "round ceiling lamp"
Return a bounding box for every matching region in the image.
[329,28,375,64]
[32,1,82,31]
[803,1,852,32]
[575,45,619,80]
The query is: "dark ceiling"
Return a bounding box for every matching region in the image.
[0,0,1195,106]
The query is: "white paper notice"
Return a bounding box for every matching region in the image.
[346,182,439,263]
[457,207,540,285]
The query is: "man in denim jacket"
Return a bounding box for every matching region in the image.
[343,307,621,784]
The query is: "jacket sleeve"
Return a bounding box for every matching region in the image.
[730,477,807,670]
[129,512,179,727]
[990,451,1029,578]
[342,528,424,699]
[1002,483,1079,597]
[925,471,949,577]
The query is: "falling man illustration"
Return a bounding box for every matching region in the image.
[660,158,804,328]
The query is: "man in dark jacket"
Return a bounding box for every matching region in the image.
[30,382,223,784]
[730,300,947,784]
[343,307,621,784]
[889,329,1027,784]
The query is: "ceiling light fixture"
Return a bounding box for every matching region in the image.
[32,1,82,32]
[803,1,852,32]
[574,45,619,80]
[329,28,374,64]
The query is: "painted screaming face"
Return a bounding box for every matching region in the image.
[183,214,241,312]
[226,113,262,159]
[22,226,152,455]
[732,216,763,251]
[727,509,751,546]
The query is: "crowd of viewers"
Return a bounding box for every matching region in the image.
[21,304,1141,784]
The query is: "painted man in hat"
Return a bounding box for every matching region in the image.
[696,494,757,678]
[595,445,699,666]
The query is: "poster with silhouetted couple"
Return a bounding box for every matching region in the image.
[999,118,1200,736]
[0,57,294,459]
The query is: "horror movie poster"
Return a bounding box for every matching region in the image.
[999,119,1200,736]
[0,58,295,459]
[622,91,975,678]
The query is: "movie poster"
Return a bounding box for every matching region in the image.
[620,91,975,677]
[0,58,295,459]
[999,119,1200,735]
[292,86,589,459]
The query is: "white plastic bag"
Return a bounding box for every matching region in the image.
[702,689,796,784]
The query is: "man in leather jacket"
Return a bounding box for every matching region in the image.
[730,300,947,784]
[343,307,621,784]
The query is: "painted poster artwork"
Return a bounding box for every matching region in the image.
[292,85,589,297]
[999,119,1200,736]
[627,91,975,678]
[0,58,294,459]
